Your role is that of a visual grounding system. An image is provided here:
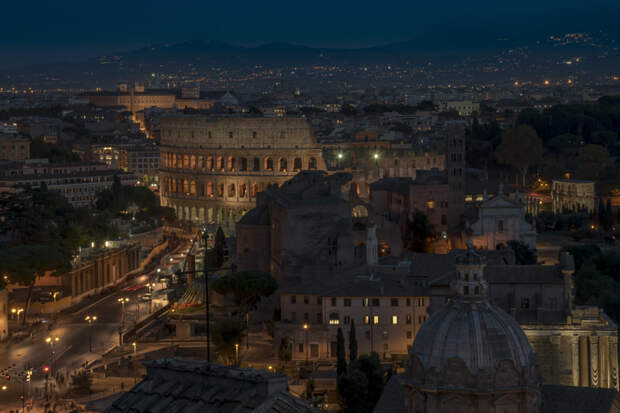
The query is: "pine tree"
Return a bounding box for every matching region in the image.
[349,319,358,363]
[336,327,347,377]
[214,226,226,267]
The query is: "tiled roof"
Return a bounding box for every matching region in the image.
[237,204,270,226]
[369,177,413,195]
[104,358,319,413]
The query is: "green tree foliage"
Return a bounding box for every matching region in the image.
[213,227,226,267]
[507,240,537,265]
[402,210,435,253]
[336,327,346,377]
[495,125,543,185]
[211,270,278,324]
[338,352,385,413]
[212,319,244,365]
[96,177,176,224]
[305,378,316,400]
[277,337,292,365]
[338,369,368,413]
[547,133,582,153]
[70,369,93,394]
[29,138,81,163]
[348,320,358,363]
[576,144,609,179]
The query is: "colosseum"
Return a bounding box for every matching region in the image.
[159,116,326,231]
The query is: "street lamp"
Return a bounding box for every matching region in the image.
[45,336,60,376]
[118,297,130,330]
[132,342,137,383]
[303,323,309,363]
[235,343,239,367]
[85,315,97,352]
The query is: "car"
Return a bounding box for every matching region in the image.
[141,293,152,301]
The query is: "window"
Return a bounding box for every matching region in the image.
[464,286,469,295]
[252,131,257,139]
[304,312,309,322]
[298,343,304,353]
[371,298,380,307]
[329,313,340,325]
[344,315,351,324]
[392,315,398,325]
[331,298,337,307]
[308,157,317,170]
[521,298,530,309]
[373,315,379,325]
[406,314,412,324]
[498,220,504,232]
[304,296,309,304]
[364,315,370,325]
[291,295,296,304]
[365,330,370,339]
[426,200,435,209]
[391,298,399,307]
[406,298,411,307]
[344,298,352,307]
[406,331,412,339]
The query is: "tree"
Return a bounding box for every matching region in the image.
[336,327,347,377]
[507,240,537,265]
[577,144,609,179]
[337,369,368,413]
[348,320,358,363]
[277,337,292,366]
[212,319,244,365]
[354,353,385,412]
[402,210,435,253]
[495,124,543,186]
[0,244,71,324]
[70,369,93,394]
[213,226,226,267]
[305,378,316,400]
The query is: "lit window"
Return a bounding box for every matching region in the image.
[364,315,370,325]
[392,315,398,325]
[426,200,435,209]
[373,315,379,325]
[475,194,484,202]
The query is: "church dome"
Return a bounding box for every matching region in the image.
[408,299,539,390]
[406,248,540,403]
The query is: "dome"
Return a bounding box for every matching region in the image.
[408,299,538,390]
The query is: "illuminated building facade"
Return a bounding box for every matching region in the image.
[159,116,326,231]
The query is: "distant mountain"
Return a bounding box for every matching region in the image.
[2,31,619,88]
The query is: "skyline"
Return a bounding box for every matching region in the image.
[2,0,620,66]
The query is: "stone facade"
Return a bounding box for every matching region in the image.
[68,244,141,299]
[0,289,7,341]
[552,179,596,213]
[0,135,29,161]
[159,116,326,232]
[277,270,430,362]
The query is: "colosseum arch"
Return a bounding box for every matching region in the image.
[240,184,247,198]
[352,204,369,218]
[279,158,288,172]
[240,158,248,171]
[183,180,189,194]
[217,156,224,170]
[264,157,274,171]
[190,180,196,195]
[228,184,236,197]
[190,155,196,169]
[227,156,236,170]
[207,156,214,170]
[308,157,317,170]
[183,155,189,169]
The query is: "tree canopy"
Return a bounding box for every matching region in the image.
[211,270,278,316]
[495,124,543,185]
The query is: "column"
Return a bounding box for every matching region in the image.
[610,336,619,390]
[590,336,600,387]
[580,336,589,386]
[550,335,561,384]
[600,336,609,388]
[570,336,580,387]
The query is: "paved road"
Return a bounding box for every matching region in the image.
[0,274,156,409]
[0,238,192,410]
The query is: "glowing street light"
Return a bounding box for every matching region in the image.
[118,297,130,329]
[85,315,97,352]
[46,336,60,376]
[235,343,239,366]
[303,323,309,363]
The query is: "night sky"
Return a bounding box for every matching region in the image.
[2,0,620,64]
